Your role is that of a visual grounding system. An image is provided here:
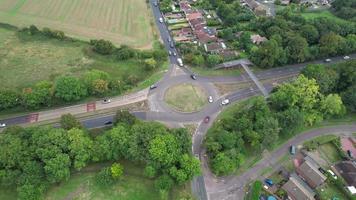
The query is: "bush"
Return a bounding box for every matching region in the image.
[90,39,115,55]
[0,90,21,110]
[60,114,83,130]
[54,76,87,102]
[154,174,174,191]
[249,181,262,200]
[96,167,115,186]
[114,110,137,126]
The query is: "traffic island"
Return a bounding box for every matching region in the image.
[164,83,207,113]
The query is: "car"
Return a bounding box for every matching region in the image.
[290,145,296,155]
[208,96,213,103]
[0,123,6,128]
[325,58,331,62]
[153,1,158,6]
[170,42,174,48]
[168,50,172,56]
[167,37,171,42]
[318,167,326,174]
[221,99,230,105]
[104,121,113,125]
[102,99,111,104]
[190,74,197,80]
[173,51,177,56]
[204,116,210,123]
[264,179,273,186]
[159,17,163,23]
[150,85,157,90]
[327,170,337,179]
[347,150,353,158]
[344,56,350,60]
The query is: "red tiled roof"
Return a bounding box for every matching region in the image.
[186,11,203,21]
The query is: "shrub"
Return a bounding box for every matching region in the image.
[90,39,115,55]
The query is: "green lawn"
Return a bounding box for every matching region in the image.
[317,183,349,200]
[301,10,349,24]
[319,143,342,164]
[164,83,207,113]
[0,26,165,91]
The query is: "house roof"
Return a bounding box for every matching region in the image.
[189,18,205,28]
[204,42,224,52]
[250,34,267,44]
[297,157,327,188]
[282,173,315,200]
[245,0,259,10]
[179,1,191,12]
[195,30,217,43]
[186,11,203,21]
[335,161,356,186]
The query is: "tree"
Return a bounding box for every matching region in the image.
[114,110,136,126]
[92,79,109,95]
[60,114,83,130]
[90,39,115,55]
[299,24,319,44]
[148,134,180,167]
[250,39,286,68]
[276,108,304,136]
[110,163,124,179]
[319,32,347,56]
[83,70,110,95]
[206,54,222,68]
[55,76,87,102]
[144,58,157,71]
[320,94,345,118]
[44,153,71,183]
[96,167,115,186]
[154,174,174,191]
[211,152,235,175]
[17,183,45,200]
[285,34,309,63]
[301,64,339,94]
[144,165,157,178]
[67,128,93,170]
[0,90,21,110]
[342,84,356,112]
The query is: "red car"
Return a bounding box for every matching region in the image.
[204,116,210,123]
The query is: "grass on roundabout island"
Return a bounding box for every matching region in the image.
[164,83,208,113]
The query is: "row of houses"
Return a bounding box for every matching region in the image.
[166,1,237,59]
[282,154,356,200]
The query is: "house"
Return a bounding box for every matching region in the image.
[195,30,218,44]
[281,0,290,5]
[186,11,203,21]
[250,34,267,45]
[189,18,205,30]
[244,0,268,16]
[282,173,316,200]
[334,161,356,187]
[296,156,327,188]
[204,42,226,53]
[179,1,191,12]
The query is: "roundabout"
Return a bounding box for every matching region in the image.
[164,83,208,113]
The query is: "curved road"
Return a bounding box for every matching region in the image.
[1,1,356,200]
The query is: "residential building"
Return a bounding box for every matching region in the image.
[296,156,327,188]
[243,0,268,16]
[204,42,226,53]
[334,161,356,187]
[250,34,267,45]
[282,173,316,200]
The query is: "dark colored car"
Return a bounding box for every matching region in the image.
[318,167,326,174]
[264,179,273,186]
[190,74,197,80]
[104,121,113,125]
[204,116,210,123]
[347,150,353,158]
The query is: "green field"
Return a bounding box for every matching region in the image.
[0,26,165,91]
[301,10,349,24]
[0,161,192,200]
[0,0,154,48]
[164,83,207,113]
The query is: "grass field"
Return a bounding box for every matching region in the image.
[301,10,349,24]
[0,161,192,200]
[0,26,165,91]
[0,0,154,48]
[164,83,207,113]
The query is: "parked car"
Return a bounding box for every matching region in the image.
[204,116,210,123]
[221,99,230,105]
[190,74,197,80]
[347,150,353,158]
[170,42,174,48]
[0,123,6,128]
[159,17,163,23]
[327,170,337,179]
[325,58,331,62]
[167,37,171,42]
[344,56,350,60]
[173,51,177,56]
[150,85,157,90]
[208,96,213,103]
[104,121,113,125]
[168,50,172,56]
[102,99,111,104]
[153,1,158,6]
[264,179,273,186]
[290,145,296,155]
[318,167,326,174]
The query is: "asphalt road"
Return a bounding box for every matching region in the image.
[1,1,356,199]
